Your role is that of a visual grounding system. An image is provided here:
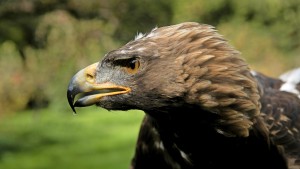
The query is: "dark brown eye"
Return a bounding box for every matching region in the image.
[125,59,140,74]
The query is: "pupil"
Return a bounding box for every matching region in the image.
[130,60,136,69]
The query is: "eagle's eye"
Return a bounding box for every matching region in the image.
[124,59,140,74]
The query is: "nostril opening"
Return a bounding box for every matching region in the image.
[86,73,95,83]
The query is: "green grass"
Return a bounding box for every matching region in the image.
[0,107,144,169]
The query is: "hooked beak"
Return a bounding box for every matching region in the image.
[67,62,131,113]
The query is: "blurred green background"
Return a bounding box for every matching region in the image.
[0,0,299,168]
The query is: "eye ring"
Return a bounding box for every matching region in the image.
[125,59,141,74]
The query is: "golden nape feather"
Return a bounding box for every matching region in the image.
[67,22,300,169]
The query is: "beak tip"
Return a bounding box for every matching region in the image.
[67,89,77,114]
[71,105,77,114]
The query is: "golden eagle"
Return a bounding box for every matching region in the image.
[67,22,300,169]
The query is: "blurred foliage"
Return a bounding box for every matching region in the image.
[0,108,144,169]
[0,0,299,114]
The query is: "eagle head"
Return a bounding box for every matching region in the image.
[67,22,261,137]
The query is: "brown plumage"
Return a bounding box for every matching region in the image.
[67,22,300,169]
[252,69,300,168]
